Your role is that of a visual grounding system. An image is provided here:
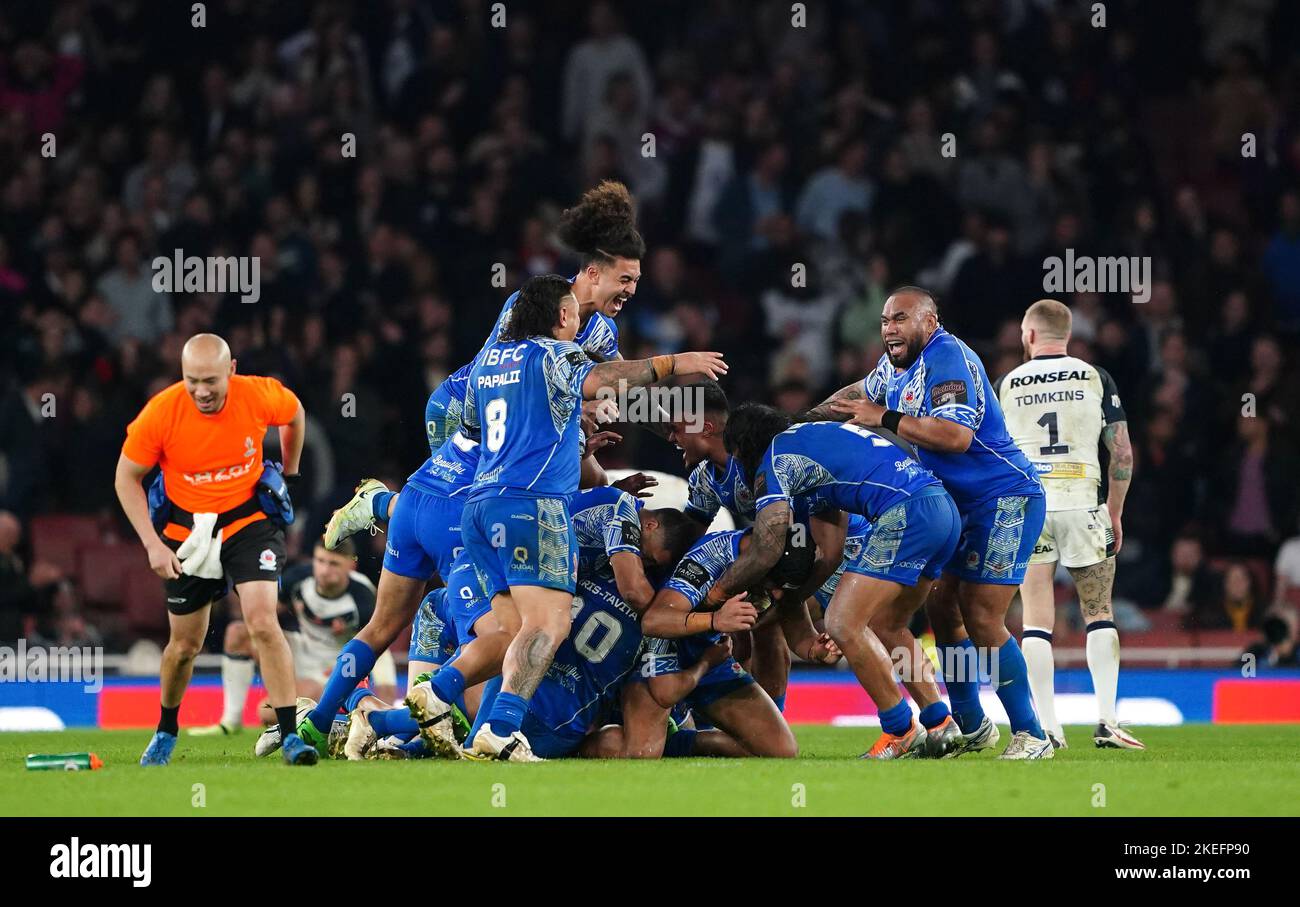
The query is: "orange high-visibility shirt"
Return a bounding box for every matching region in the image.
[122,374,300,541]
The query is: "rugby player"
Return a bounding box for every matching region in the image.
[997,299,1142,750]
[667,379,798,713]
[638,526,834,758]
[715,405,964,758]
[808,287,1052,759]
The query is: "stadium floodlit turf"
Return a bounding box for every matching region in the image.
[2,725,1297,817]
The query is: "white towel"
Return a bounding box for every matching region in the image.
[175,512,224,579]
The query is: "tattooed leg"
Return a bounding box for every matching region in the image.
[1067,557,1116,623]
[499,585,572,699]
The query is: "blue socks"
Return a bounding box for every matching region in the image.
[773,693,786,713]
[486,692,529,738]
[879,699,913,736]
[918,700,952,730]
[308,639,377,733]
[664,728,698,757]
[993,636,1043,738]
[429,665,466,706]
[939,638,986,734]
[369,708,419,738]
[372,490,395,524]
[466,676,502,748]
[344,687,376,713]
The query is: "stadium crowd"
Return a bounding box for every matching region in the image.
[1,0,1299,654]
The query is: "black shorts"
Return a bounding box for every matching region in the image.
[162,519,286,615]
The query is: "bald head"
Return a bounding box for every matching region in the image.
[881,286,940,368]
[182,333,231,370]
[181,333,235,414]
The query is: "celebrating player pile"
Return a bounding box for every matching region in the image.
[197,181,1139,765]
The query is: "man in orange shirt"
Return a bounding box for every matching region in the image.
[114,333,317,765]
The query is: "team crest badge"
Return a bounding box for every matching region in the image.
[259,549,277,571]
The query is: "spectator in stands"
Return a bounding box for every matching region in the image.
[1210,561,1262,632]
[1159,535,1219,622]
[1262,190,1300,331]
[1212,414,1297,558]
[0,510,62,643]
[1272,521,1300,611]
[94,230,173,344]
[1242,612,1299,670]
[794,137,873,243]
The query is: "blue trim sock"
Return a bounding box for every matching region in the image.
[369,708,419,738]
[466,676,502,748]
[878,699,913,736]
[918,700,952,730]
[773,693,786,713]
[398,737,429,756]
[307,639,377,733]
[429,665,466,705]
[664,728,699,758]
[993,637,1043,738]
[371,490,395,524]
[939,638,985,734]
[343,687,376,713]
[486,692,528,738]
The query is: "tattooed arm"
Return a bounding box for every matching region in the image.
[801,381,866,422]
[1101,420,1133,555]
[583,352,727,399]
[705,500,791,606]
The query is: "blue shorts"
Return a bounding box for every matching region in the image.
[683,658,755,710]
[383,485,464,581]
[408,589,459,665]
[462,495,577,598]
[442,553,493,641]
[843,490,961,586]
[946,493,1047,585]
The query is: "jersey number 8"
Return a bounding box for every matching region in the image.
[485,398,507,452]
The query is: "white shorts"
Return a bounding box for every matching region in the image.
[1028,507,1113,569]
[289,633,396,689]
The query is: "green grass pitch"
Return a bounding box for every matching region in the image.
[3,724,1298,817]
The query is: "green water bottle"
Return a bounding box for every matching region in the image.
[25,752,103,771]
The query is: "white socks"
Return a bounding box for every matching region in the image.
[1021,627,1059,737]
[1086,621,1120,725]
[221,655,256,729]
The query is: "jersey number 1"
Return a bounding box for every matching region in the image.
[1037,412,1070,456]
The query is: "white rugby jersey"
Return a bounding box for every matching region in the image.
[281,565,377,652]
[994,354,1125,510]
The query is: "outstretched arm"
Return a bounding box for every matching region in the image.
[583,352,727,399]
[831,398,973,453]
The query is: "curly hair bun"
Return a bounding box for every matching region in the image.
[557,180,646,263]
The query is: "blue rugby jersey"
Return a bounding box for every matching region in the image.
[862,327,1041,511]
[463,336,595,500]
